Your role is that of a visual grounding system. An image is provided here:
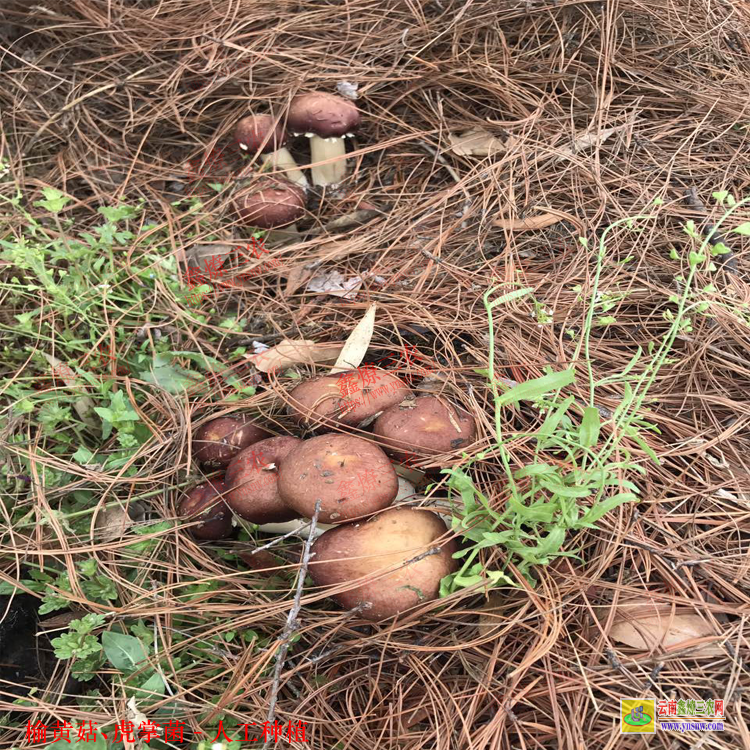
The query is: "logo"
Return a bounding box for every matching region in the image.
[620,699,656,734]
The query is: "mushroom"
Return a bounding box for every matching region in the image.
[277,434,398,523]
[288,369,410,430]
[224,435,301,523]
[234,114,308,188]
[373,396,476,461]
[193,416,270,468]
[287,92,360,187]
[309,507,458,621]
[177,478,233,540]
[233,177,306,243]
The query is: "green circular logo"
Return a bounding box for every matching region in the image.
[623,710,652,727]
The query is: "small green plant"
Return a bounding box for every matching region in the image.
[441,192,750,594]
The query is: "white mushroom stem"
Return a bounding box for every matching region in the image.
[257,519,333,540]
[261,147,309,188]
[309,135,348,186]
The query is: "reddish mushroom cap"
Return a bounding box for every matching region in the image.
[287,92,360,138]
[234,115,287,154]
[234,178,306,229]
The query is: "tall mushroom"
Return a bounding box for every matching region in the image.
[234,177,306,244]
[287,92,360,188]
[234,114,308,188]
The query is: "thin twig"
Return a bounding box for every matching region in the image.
[252,521,313,553]
[263,500,320,746]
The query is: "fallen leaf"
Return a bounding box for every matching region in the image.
[449,128,506,156]
[94,502,144,542]
[323,209,380,232]
[185,241,235,269]
[330,303,376,373]
[284,263,318,296]
[247,339,343,374]
[127,696,148,728]
[43,353,97,428]
[477,592,507,636]
[553,122,630,163]
[597,602,724,655]
[493,208,585,234]
[306,269,367,300]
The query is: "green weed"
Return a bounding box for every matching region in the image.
[441,193,750,595]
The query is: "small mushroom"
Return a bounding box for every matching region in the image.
[373,396,476,460]
[234,114,308,188]
[287,92,360,187]
[288,369,411,429]
[224,435,301,523]
[233,178,307,242]
[309,507,459,621]
[277,434,398,523]
[177,478,233,540]
[234,177,306,229]
[193,416,270,468]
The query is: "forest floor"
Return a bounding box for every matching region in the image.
[1,1,750,749]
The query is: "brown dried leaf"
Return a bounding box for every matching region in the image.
[185,241,235,268]
[246,339,343,374]
[94,502,143,542]
[477,592,507,636]
[284,264,317,296]
[449,128,505,156]
[306,269,366,300]
[553,122,630,163]
[493,209,585,234]
[599,602,723,655]
[330,303,376,373]
[323,209,380,232]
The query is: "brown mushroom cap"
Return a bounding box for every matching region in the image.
[234,115,287,154]
[309,507,459,621]
[234,178,306,229]
[287,92,361,138]
[277,434,398,523]
[373,396,476,460]
[177,478,233,540]
[193,416,271,468]
[225,436,301,523]
[288,369,411,429]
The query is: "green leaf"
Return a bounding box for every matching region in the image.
[733,222,750,236]
[130,671,166,697]
[33,187,72,214]
[579,407,601,447]
[495,369,575,408]
[536,395,575,443]
[576,492,637,527]
[486,286,534,310]
[101,631,149,672]
[538,478,592,498]
[139,363,201,393]
[712,191,729,204]
[513,463,556,479]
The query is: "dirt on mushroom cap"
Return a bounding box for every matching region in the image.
[288,369,411,429]
[277,434,398,523]
[373,396,476,459]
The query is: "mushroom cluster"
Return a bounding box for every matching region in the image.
[230,92,362,238]
[177,368,477,620]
